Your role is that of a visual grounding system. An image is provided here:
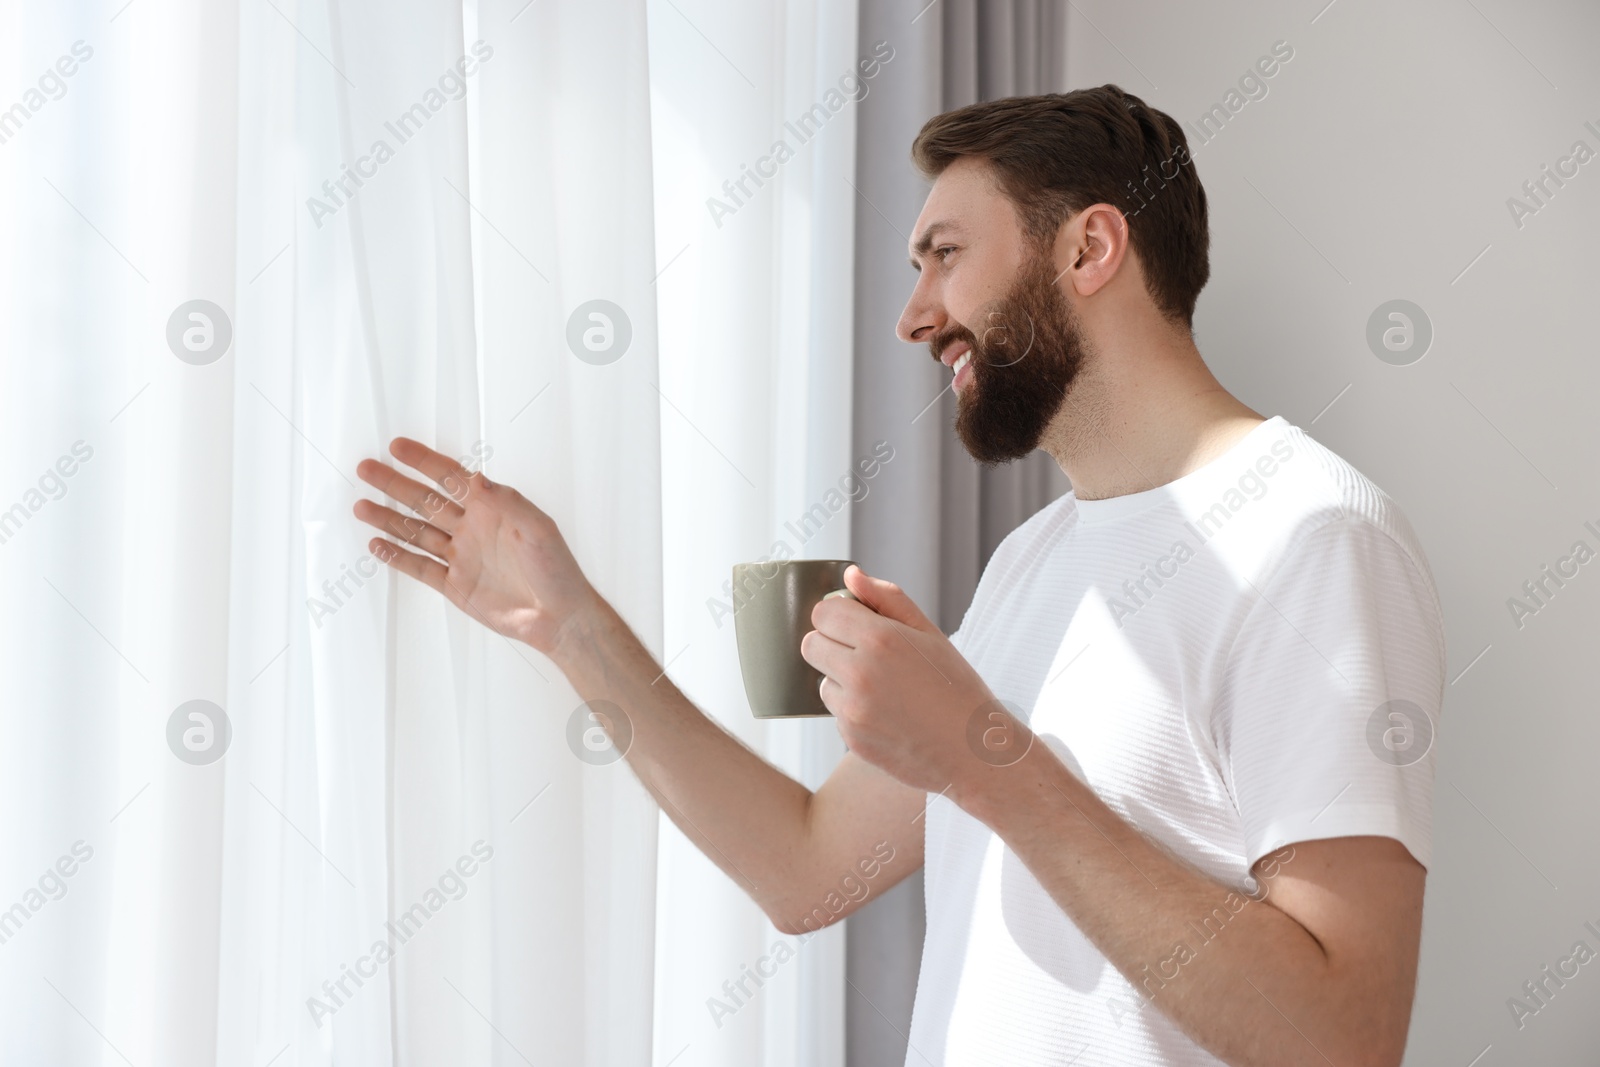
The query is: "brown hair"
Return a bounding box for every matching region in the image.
[910,85,1209,327]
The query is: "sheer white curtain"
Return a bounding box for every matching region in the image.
[2,0,659,1063]
[2,0,860,1062]
[647,2,861,1065]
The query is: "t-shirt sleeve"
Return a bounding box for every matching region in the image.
[1212,516,1445,874]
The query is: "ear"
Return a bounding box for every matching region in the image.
[1057,203,1129,300]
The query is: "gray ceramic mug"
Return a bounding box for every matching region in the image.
[732,559,858,718]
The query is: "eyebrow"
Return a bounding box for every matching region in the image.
[908,220,961,269]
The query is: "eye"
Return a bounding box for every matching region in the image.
[935,245,957,261]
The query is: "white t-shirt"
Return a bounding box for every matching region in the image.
[905,415,1446,1067]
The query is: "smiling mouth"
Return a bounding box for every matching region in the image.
[937,341,970,367]
[932,340,975,394]
[948,348,975,394]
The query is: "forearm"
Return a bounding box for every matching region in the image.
[957,747,1396,1067]
[549,596,818,919]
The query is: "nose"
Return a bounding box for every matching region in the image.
[896,271,944,346]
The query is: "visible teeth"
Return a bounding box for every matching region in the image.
[952,350,972,374]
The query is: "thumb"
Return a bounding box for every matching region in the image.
[843,564,936,633]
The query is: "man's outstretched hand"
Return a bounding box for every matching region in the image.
[353,438,600,656]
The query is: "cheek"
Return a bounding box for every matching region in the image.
[944,282,982,328]
[947,266,1012,330]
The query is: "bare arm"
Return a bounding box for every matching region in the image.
[963,749,1423,1067]
[352,438,924,932]
[548,596,926,930]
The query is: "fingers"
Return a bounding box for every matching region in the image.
[389,437,480,502]
[810,593,869,647]
[842,565,934,632]
[353,499,452,559]
[356,458,466,532]
[819,673,839,711]
[368,537,449,593]
[801,627,852,680]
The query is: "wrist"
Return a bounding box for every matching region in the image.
[547,588,614,669]
[953,729,1062,835]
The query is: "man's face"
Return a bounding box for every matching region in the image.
[898,157,1090,465]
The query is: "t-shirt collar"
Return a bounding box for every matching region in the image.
[1070,415,1290,525]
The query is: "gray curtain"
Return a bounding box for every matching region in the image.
[846,2,1071,1063]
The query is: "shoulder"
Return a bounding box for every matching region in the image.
[1272,425,1437,586]
[1233,424,1446,661]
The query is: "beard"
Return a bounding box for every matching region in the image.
[932,248,1090,466]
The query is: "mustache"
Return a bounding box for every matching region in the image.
[929,308,1038,369]
[928,324,975,366]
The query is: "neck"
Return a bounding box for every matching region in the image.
[1039,326,1265,501]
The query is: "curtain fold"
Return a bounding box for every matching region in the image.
[468,3,665,1063]
[845,3,1071,1064]
[645,1,861,1064]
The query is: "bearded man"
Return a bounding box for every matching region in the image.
[354,84,1443,1067]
